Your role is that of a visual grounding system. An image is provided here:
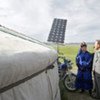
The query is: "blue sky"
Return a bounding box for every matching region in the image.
[0,0,100,43]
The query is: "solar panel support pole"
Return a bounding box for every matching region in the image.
[57,44,59,54]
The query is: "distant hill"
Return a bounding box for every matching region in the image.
[65,42,94,45]
[44,42,94,46]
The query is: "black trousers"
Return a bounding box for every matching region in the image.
[94,72,100,98]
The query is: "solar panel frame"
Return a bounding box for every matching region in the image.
[47,18,67,43]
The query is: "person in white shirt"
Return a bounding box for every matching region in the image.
[92,40,100,99]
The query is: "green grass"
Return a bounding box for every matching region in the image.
[58,44,94,70]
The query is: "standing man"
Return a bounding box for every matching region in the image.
[92,40,100,99]
[75,42,93,95]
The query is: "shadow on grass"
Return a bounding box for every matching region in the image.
[59,80,94,100]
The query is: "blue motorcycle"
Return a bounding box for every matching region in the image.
[58,55,76,92]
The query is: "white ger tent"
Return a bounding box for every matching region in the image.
[0,25,61,100]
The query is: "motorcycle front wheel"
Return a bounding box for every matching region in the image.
[63,73,76,92]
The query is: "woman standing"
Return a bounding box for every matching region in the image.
[75,42,93,95]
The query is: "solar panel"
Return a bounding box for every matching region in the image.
[47,18,67,43]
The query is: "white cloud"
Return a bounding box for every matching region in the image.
[0,0,100,43]
[0,0,53,41]
[53,0,100,43]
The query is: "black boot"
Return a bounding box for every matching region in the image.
[79,89,84,93]
[89,90,92,95]
[91,93,100,99]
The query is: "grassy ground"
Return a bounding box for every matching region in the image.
[60,79,94,100]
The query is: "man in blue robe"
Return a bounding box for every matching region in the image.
[75,42,93,95]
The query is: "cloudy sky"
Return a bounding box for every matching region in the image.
[0,0,100,43]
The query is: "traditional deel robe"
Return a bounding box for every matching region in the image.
[75,50,93,90]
